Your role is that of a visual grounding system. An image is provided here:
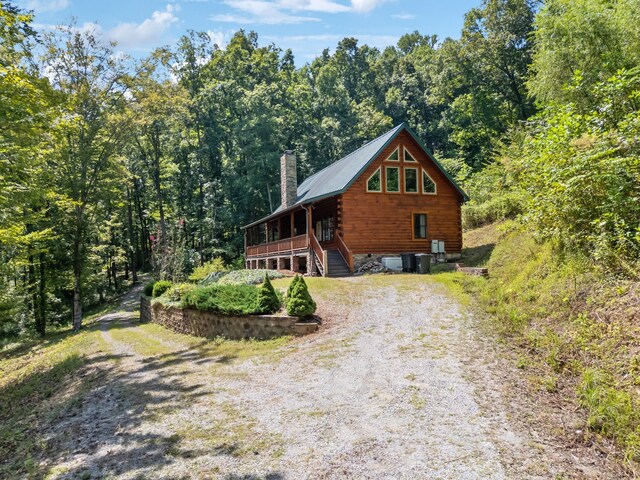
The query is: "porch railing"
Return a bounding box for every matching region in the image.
[336,233,354,273]
[246,234,308,257]
[309,231,326,277]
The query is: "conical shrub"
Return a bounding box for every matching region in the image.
[256,275,281,314]
[286,275,316,317]
[286,274,300,299]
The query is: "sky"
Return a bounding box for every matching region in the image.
[17,0,481,64]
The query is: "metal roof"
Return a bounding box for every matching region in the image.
[243,123,469,228]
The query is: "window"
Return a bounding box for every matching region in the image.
[386,166,400,192]
[422,170,436,194]
[386,147,399,161]
[315,217,334,242]
[413,213,427,239]
[366,168,381,192]
[405,168,418,193]
[404,147,417,162]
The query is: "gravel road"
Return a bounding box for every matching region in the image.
[44,276,612,479]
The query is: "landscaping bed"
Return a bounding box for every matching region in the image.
[141,270,319,339]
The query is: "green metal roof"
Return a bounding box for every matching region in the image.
[243,123,469,228]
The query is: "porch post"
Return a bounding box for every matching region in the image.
[243,228,247,256]
[290,211,295,237]
[306,205,316,276]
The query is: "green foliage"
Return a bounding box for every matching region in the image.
[152,281,172,298]
[182,284,261,315]
[529,0,640,108]
[286,275,316,317]
[579,369,640,461]
[188,258,227,282]
[462,160,525,229]
[255,276,281,314]
[143,282,156,297]
[216,269,284,286]
[162,283,196,303]
[286,273,300,299]
[460,224,640,462]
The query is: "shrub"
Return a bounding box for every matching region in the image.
[217,269,284,286]
[189,257,227,282]
[143,282,156,297]
[286,274,300,299]
[163,283,196,303]
[200,271,229,286]
[182,284,260,315]
[286,275,316,317]
[152,280,172,298]
[255,275,281,314]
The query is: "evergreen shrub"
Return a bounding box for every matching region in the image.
[286,275,316,317]
[152,280,172,298]
[143,282,156,297]
[255,275,281,314]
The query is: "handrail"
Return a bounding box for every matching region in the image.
[309,231,326,276]
[336,233,354,273]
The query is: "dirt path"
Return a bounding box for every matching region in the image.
[42,277,616,479]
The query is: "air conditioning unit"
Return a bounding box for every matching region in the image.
[381,257,403,271]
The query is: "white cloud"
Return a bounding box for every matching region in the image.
[350,0,386,13]
[206,30,228,49]
[22,0,69,13]
[108,4,179,48]
[392,13,415,20]
[279,0,350,13]
[213,1,320,24]
[212,0,386,25]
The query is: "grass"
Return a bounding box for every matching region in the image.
[108,322,176,357]
[171,401,285,459]
[0,324,113,477]
[442,220,640,466]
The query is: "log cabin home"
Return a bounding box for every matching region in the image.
[242,123,469,277]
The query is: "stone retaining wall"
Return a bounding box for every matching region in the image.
[140,296,318,340]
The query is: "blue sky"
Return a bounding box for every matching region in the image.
[17,0,481,63]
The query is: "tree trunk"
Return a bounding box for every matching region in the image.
[28,254,38,331]
[72,210,83,331]
[37,253,46,336]
[151,126,166,243]
[73,271,82,331]
[126,184,138,282]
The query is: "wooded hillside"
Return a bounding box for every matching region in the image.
[1,0,638,345]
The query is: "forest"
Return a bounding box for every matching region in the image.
[1,0,639,340]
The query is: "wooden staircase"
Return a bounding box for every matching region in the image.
[326,249,351,277]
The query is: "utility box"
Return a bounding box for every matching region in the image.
[431,240,446,254]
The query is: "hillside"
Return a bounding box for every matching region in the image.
[457,222,640,472]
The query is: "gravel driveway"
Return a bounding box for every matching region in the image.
[44,276,601,479]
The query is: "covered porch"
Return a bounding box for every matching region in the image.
[243,197,353,276]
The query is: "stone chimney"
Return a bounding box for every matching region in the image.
[280,150,297,208]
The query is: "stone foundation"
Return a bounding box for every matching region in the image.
[140,296,318,340]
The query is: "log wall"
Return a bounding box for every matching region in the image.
[341,130,463,255]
